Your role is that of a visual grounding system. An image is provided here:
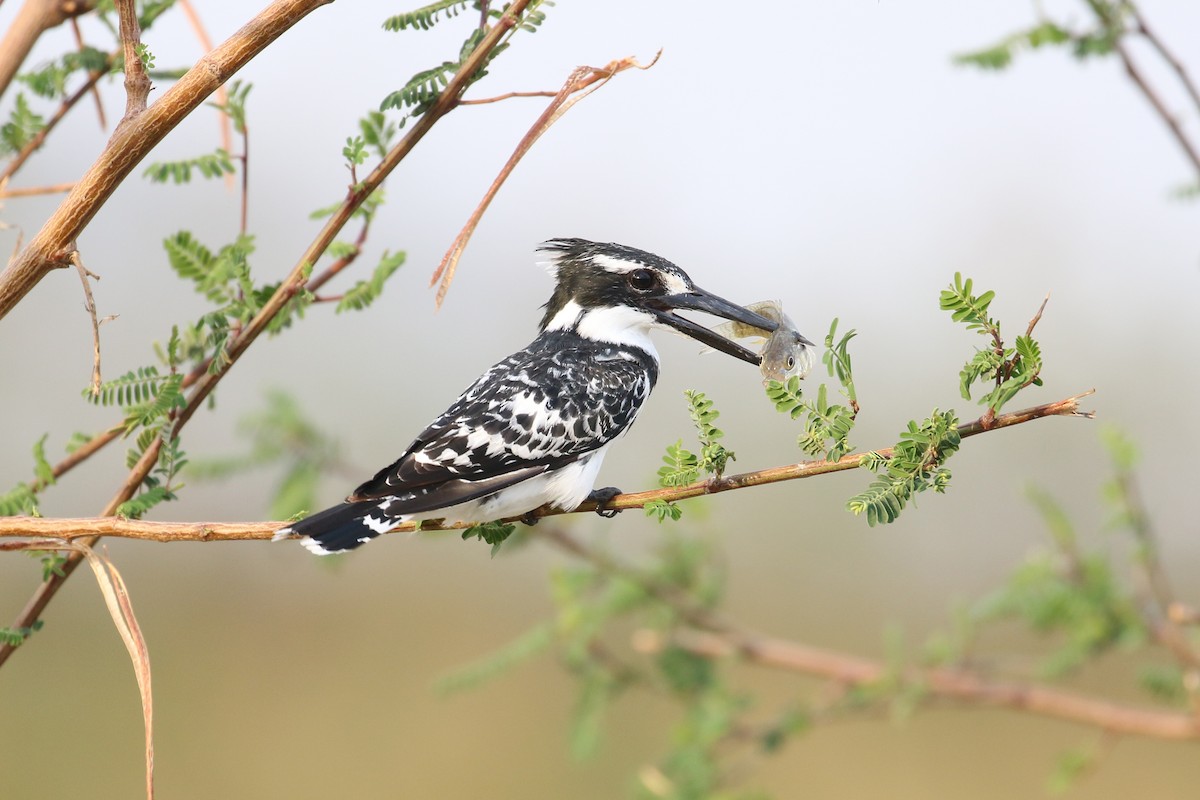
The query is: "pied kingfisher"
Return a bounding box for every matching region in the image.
[275,238,782,555]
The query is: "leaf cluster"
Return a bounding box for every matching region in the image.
[5,0,180,158]
[953,1,1130,73]
[188,390,341,521]
[207,80,252,135]
[974,549,1144,677]
[766,317,860,461]
[942,273,1043,413]
[461,521,517,556]
[0,94,45,154]
[651,391,735,521]
[379,1,553,122]
[16,46,112,100]
[337,251,406,313]
[383,0,475,31]
[0,435,56,516]
[0,620,44,649]
[116,427,188,519]
[847,410,960,526]
[143,149,236,184]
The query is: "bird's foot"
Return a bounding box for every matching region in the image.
[587,486,623,518]
[520,509,542,526]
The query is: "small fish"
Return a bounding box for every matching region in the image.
[709,300,816,385]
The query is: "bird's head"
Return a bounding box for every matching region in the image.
[536,238,778,365]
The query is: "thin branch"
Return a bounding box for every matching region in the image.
[176,0,235,190]
[548,522,1198,744]
[0,390,1096,544]
[304,217,370,293]
[1113,38,1200,179]
[0,0,534,669]
[431,52,660,307]
[457,89,557,105]
[69,247,106,397]
[0,182,75,197]
[69,16,107,130]
[1025,292,1050,338]
[113,0,151,124]
[633,627,1200,741]
[0,0,336,322]
[1113,464,1200,672]
[1128,2,1200,119]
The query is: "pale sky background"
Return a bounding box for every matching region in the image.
[1,2,1198,798]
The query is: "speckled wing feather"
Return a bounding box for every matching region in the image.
[346,330,658,513]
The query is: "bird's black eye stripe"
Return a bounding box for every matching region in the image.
[628,268,656,292]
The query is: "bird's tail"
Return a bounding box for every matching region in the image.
[273,501,393,555]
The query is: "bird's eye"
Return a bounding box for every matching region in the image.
[786,356,796,370]
[628,269,656,292]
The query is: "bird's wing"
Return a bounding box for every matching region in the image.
[348,343,654,505]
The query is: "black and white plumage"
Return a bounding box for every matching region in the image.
[275,238,781,555]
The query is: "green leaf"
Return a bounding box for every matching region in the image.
[206,80,252,134]
[163,231,214,284]
[953,22,1071,71]
[382,0,471,32]
[847,410,960,526]
[380,62,456,115]
[271,461,321,520]
[1139,664,1186,704]
[32,434,54,487]
[86,365,165,407]
[116,485,173,519]
[1047,746,1094,794]
[143,149,236,184]
[436,623,553,695]
[644,499,683,523]
[657,646,715,695]
[0,93,45,154]
[336,250,406,313]
[0,483,38,517]
[358,110,398,157]
[461,521,517,556]
[342,135,367,167]
[0,621,44,648]
[657,440,700,488]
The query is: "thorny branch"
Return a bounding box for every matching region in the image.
[0,0,537,670]
[0,390,1096,544]
[0,0,335,322]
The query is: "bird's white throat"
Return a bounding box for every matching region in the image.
[543,300,660,359]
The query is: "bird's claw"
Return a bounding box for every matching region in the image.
[587,486,623,518]
[520,509,541,526]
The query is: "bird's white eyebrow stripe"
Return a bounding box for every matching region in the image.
[592,253,645,274]
[591,254,690,294]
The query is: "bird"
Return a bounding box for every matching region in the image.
[274,238,782,555]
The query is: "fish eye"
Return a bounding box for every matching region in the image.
[786,356,796,370]
[628,269,656,292]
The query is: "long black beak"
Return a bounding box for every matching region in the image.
[648,289,781,366]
